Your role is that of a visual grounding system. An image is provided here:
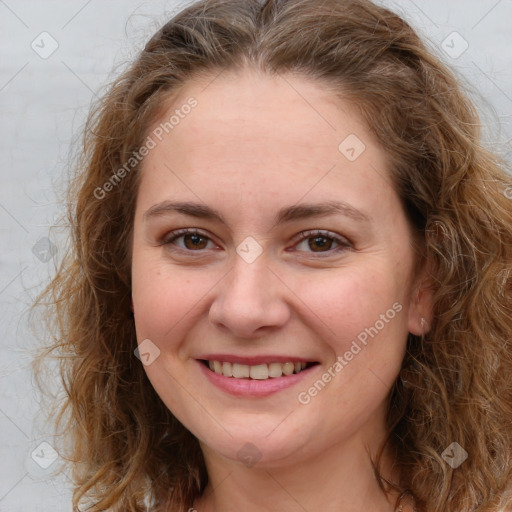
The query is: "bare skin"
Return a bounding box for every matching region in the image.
[131,68,432,512]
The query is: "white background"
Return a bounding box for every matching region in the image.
[1,0,511,510]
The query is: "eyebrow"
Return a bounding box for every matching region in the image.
[143,200,372,227]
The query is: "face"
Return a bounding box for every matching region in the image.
[131,68,431,467]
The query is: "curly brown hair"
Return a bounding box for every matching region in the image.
[31,0,512,511]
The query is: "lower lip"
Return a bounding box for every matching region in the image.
[197,360,316,397]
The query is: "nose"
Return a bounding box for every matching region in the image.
[208,253,291,339]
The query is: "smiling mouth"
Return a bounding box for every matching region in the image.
[201,360,318,380]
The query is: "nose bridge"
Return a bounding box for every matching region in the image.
[209,250,290,337]
[230,251,272,300]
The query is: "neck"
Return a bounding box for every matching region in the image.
[193,430,402,512]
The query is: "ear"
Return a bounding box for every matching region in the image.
[407,256,435,336]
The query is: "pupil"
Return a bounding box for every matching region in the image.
[185,234,207,250]
[309,236,332,252]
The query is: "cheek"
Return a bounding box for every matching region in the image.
[131,254,227,359]
[297,265,404,344]
[131,256,199,339]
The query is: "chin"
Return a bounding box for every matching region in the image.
[194,419,314,469]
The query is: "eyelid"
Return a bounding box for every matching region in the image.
[160,227,352,255]
[290,229,351,247]
[160,228,219,250]
[288,229,352,257]
[161,227,210,242]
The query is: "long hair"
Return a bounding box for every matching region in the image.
[31,0,512,510]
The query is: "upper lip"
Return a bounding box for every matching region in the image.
[197,354,317,365]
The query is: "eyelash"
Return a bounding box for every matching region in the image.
[160,228,352,257]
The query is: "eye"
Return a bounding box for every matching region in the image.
[161,228,218,252]
[160,228,352,257]
[291,230,352,256]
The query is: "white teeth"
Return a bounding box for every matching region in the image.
[268,362,283,378]
[282,362,294,375]
[207,360,310,379]
[222,361,233,377]
[249,364,269,380]
[232,363,250,378]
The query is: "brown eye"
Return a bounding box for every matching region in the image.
[163,228,216,252]
[307,235,334,252]
[182,233,209,250]
[293,230,351,255]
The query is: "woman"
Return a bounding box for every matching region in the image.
[33,0,512,510]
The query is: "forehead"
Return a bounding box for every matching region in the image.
[136,68,397,224]
[153,69,367,155]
